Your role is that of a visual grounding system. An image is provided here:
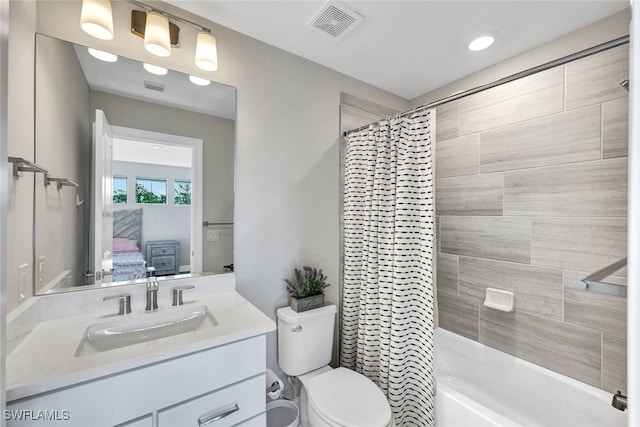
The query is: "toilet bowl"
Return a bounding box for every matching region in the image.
[277,305,394,427]
[299,366,393,427]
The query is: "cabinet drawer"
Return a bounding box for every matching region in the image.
[151,255,176,272]
[158,375,264,427]
[152,246,176,256]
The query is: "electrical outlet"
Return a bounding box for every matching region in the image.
[18,263,28,303]
[207,229,220,242]
[38,256,46,289]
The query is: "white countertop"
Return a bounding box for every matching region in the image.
[7,290,275,401]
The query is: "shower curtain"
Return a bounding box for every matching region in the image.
[340,110,436,426]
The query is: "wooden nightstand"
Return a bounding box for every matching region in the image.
[146,240,180,276]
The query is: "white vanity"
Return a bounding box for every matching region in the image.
[6,274,275,427]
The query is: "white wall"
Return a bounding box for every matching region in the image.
[6,1,35,313]
[26,1,409,380]
[34,34,91,291]
[0,0,9,418]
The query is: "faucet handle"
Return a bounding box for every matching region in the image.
[172,285,195,306]
[103,294,132,315]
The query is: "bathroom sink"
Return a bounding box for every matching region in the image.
[75,305,218,356]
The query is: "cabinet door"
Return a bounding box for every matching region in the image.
[158,375,264,427]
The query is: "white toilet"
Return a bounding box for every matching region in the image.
[277,304,394,427]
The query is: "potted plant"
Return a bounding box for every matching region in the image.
[285,266,330,312]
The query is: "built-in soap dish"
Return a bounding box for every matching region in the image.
[483,288,514,312]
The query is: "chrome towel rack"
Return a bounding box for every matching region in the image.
[203,221,234,227]
[574,257,627,297]
[8,157,48,177]
[45,175,79,190]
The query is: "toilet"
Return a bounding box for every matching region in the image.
[277,305,394,427]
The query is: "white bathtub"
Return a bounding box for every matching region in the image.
[434,328,628,427]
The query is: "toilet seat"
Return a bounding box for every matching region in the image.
[307,367,392,427]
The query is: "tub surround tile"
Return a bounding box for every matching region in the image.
[563,270,626,336]
[435,134,480,179]
[479,308,602,387]
[436,174,503,216]
[565,45,629,110]
[459,257,562,319]
[440,216,531,264]
[459,67,564,135]
[602,333,627,394]
[531,217,627,273]
[435,101,459,142]
[504,158,628,217]
[437,291,479,341]
[436,253,458,294]
[340,93,400,133]
[480,106,601,173]
[602,98,629,159]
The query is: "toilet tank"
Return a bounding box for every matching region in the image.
[277,304,337,376]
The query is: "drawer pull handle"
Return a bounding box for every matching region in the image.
[198,403,239,426]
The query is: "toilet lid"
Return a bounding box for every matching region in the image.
[308,368,392,427]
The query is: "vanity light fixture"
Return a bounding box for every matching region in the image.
[468,35,495,51]
[143,63,168,76]
[81,0,220,71]
[80,0,114,40]
[88,47,118,62]
[189,75,211,86]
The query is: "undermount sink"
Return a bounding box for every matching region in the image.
[75,305,218,356]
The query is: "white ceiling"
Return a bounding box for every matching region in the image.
[113,138,193,168]
[168,0,629,99]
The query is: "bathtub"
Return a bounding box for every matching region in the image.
[434,328,628,427]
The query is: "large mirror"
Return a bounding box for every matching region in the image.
[34,34,236,294]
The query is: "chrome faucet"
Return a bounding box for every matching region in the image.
[145,267,159,311]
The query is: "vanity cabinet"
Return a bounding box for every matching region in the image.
[7,336,267,427]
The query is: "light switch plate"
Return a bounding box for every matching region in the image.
[207,229,220,242]
[18,263,28,303]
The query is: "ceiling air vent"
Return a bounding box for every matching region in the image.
[144,80,165,92]
[307,1,364,41]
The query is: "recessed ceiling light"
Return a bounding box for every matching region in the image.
[87,47,118,62]
[468,35,494,52]
[189,75,210,86]
[143,63,168,76]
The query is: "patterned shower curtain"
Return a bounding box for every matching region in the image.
[340,110,436,426]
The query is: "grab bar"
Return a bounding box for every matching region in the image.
[8,157,48,177]
[573,257,627,297]
[203,221,234,227]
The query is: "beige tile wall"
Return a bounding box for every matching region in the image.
[436,44,628,394]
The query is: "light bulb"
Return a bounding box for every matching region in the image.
[144,11,171,57]
[195,31,218,71]
[80,0,114,40]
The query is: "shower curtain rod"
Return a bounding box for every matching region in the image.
[343,35,630,137]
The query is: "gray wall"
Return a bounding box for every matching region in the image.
[113,161,191,267]
[433,44,628,394]
[34,34,91,290]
